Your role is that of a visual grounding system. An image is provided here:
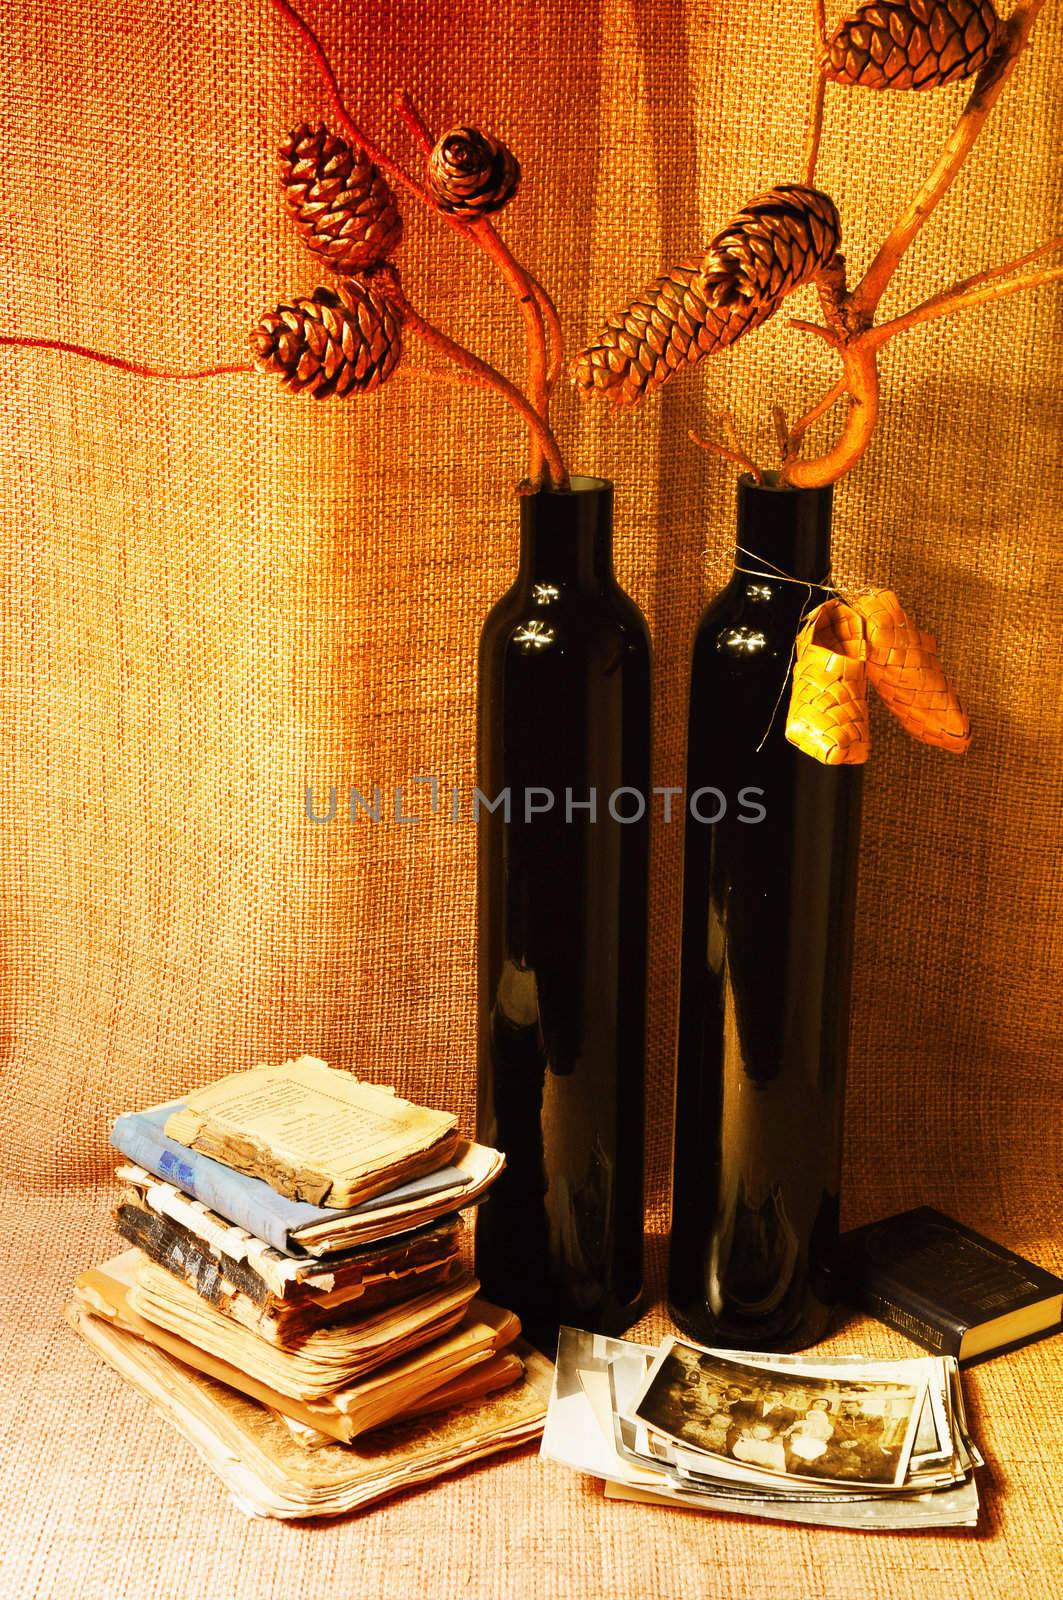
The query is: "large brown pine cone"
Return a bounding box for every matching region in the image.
[251,278,403,398]
[280,123,403,274]
[826,0,1003,91]
[427,126,521,216]
[573,185,841,408]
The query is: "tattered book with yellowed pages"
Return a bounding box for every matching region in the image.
[66,1293,553,1519]
[163,1056,460,1207]
[72,1249,529,1443]
[113,1166,466,1341]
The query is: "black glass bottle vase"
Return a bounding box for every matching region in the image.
[669,476,863,1352]
[475,476,650,1351]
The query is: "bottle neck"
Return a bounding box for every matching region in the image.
[733,476,833,586]
[517,476,614,588]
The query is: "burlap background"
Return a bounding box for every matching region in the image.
[1,2,1060,1596]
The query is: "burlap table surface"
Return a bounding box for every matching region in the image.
[1,2,1060,1596]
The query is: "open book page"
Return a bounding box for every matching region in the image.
[164,1058,459,1206]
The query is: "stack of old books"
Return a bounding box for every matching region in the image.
[67,1057,552,1518]
[542,1327,983,1531]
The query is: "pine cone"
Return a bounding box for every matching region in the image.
[573,185,842,408]
[826,0,1002,91]
[251,278,403,398]
[427,126,521,216]
[279,123,403,274]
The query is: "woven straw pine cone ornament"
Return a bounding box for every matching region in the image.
[251,277,403,398]
[852,589,971,751]
[280,123,403,274]
[826,0,1003,91]
[427,126,521,215]
[572,185,841,408]
[786,599,871,766]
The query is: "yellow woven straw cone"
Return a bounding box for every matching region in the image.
[852,589,972,753]
[785,598,870,766]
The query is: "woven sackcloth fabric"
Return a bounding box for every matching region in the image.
[0,2,1060,1596]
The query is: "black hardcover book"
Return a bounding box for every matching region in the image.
[835,1207,1063,1362]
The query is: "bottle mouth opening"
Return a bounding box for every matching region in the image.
[536,474,611,496]
[739,471,832,498]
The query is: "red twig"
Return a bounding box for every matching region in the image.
[391,87,553,480]
[272,0,562,482]
[0,335,251,379]
[392,89,435,158]
[528,275,565,392]
[688,423,764,482]
[270,0,435,210]
[390,288,568,488]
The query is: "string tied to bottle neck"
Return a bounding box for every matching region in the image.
[729,545,871,753]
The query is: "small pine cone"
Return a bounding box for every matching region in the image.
[427,126,521,216]
[826,0,1003,91]
[573,185,841,408]
[251,278,403,399]
[786,600,871,766]
[852,590,971,751]
[280,122,403,274]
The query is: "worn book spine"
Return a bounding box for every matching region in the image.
[115,1201,463,1339]
[850,1281,961,1356]
[111,1112,296,1253]
[115,1201,274,1309]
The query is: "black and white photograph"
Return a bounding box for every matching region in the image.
[628,1340,926,1488]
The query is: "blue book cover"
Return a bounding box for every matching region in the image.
[110,1103,468,1256]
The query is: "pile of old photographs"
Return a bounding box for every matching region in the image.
[541,1328,982,1530]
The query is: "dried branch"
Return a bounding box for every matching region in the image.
[786,375,848,452]
[273,0,563,484]
[851,0,1050,321]
[391,87,552,479]
[0,332,555,419]
[811,0,827,49]
[0,335,251,379]
[465,218,551,475]
[780,241,1063,484]
[781,343,879,488]
[390,288,568,487]
[392,88,435,158]
[527,275,565,392]
[772,404,791,460]
[802,68,828,188]
[815,255,851,339]
[394,363,507,391]
[871,241,1063,343]
[689,418,764,482]
[787,317,839,349]
[718,409,742,457]
[942,233,1063,289]
[779,0,1055,487]
[778,246,1063,485]
[271,0,434,211]
[801,1,829,187]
